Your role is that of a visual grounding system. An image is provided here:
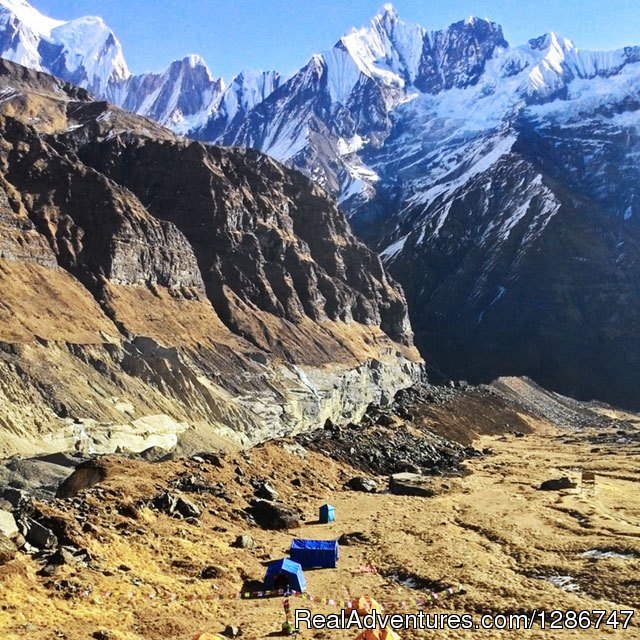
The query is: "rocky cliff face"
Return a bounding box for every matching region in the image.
[0,59,421,457]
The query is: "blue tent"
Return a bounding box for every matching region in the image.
[289,539,339,569]
[319,504,335,523]
[263,558,306,593]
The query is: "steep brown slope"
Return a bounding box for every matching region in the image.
[0,60,421,456]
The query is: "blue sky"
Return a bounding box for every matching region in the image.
[32,0,640,79]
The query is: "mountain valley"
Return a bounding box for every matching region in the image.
[0,4,639,638]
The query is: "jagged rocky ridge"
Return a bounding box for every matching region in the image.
[2,0,640,408]
[0,59,421,457]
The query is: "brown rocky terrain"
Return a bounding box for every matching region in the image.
[0,378,638,640]
[0,59,420,457]
[1,56,637,640]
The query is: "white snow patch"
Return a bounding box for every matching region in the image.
[489,286,506,306]
[337,134,366,156]
[0,86,18,103]
[410,135,517,212]
[96,110,112,122]
[380,234,408,261]
[264,122,308,162]
[292,365,320,398]
[322,46,363,104]
[581,549,637,560]
[543,575,580,592]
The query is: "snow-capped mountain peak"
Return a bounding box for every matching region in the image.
[336,4,425,87]
[376,3,399,21]
[47,16,130,93]
[0,0,62,35]
[371,3,406,39]
[0,0,129,93]
[0,0,61,70]
[0,0,286,138]
[222,69,281,116]
[529,31,573,52]
[519,30,640,97]
[184,53,210,71]
[523,31,573,93]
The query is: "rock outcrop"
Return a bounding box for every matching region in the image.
[0,60,422,456]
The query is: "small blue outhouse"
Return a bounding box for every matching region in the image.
[319,503,335,523]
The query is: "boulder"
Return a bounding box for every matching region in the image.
[0,509,19,539]
[254,482,279,501]
[539,477,577,491]
[338,532,370,546]
[176,497,201,519]
[198,452,225,467]
[199,565,222,579]
[174,475,215,493]
[249,500,301,530]
[281,442,307,459]
[394,461,422,474]
[22,518,58,549]
[376,413,394,427]
[151,491,178,514]
[137,446,173,462]
[0,487,33,515]
[388,473,436,497]
[49,546,88,567]
[117,503,141,520]
[232,534,255,550]
[56,462,107,499]
[344,477,377,493]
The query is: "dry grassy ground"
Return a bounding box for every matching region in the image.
[1,417,639,640]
